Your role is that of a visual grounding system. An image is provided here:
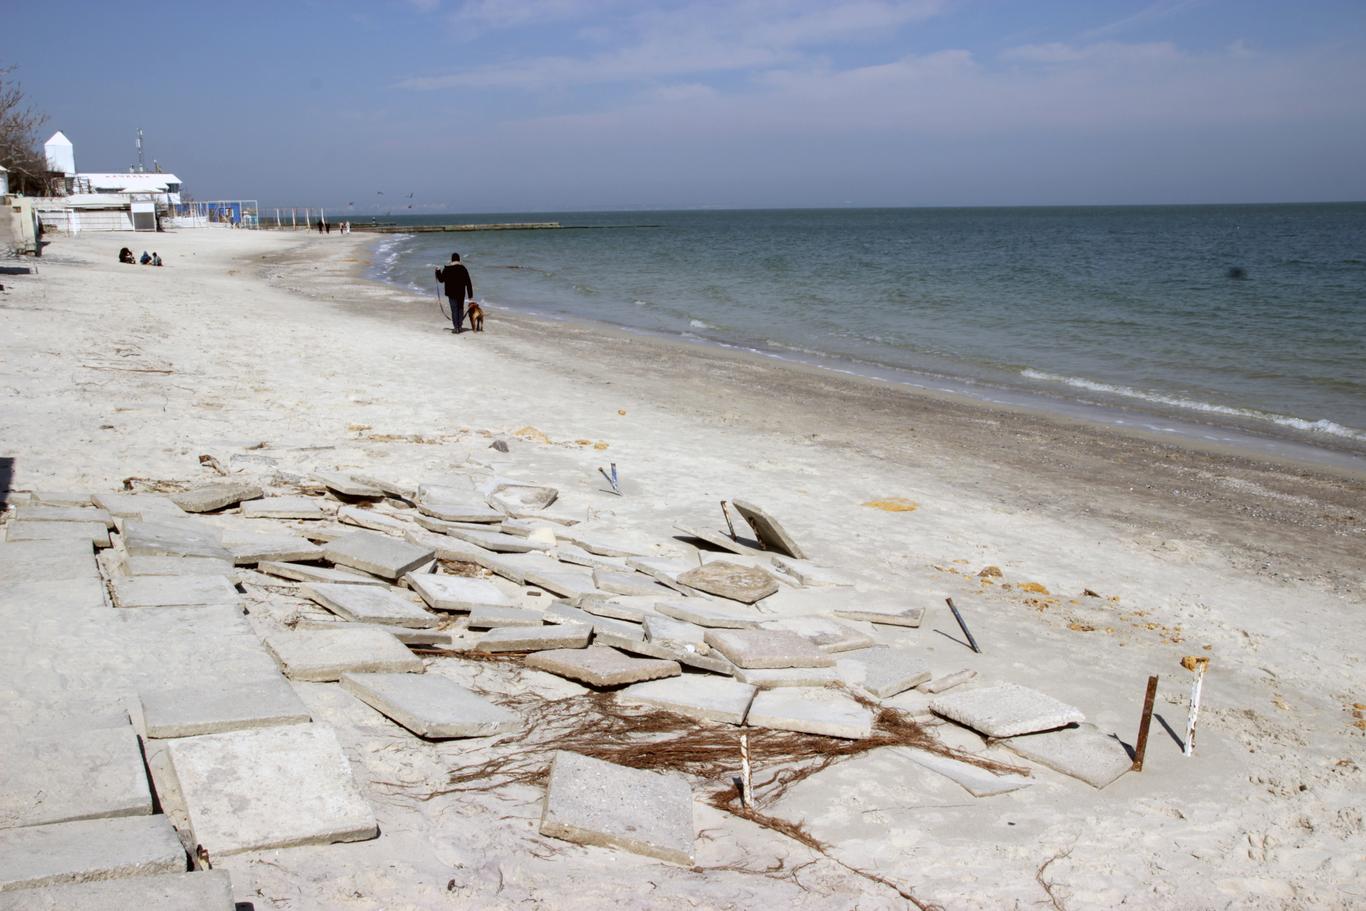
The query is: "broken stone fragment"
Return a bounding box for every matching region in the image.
[525,646,681,687]
[730,498,806,559]
[170,481,263,514]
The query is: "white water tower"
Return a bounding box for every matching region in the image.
[44,131,75,175]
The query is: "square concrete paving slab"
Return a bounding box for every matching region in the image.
[672,522,762,556]
[762,616,874,653]
[833,604,925,628]
[704,629,835,669]
[257,561,386,586]
[555,529,644,558]
[445,527,550,554]
[625,557,694,595]
[835,647,932,699]
[340,672,520,739]
[14,506,114,529]
[30,492,93,508]
[1003,722,1133,789]
[522,567,601,603]
[337,505,414,535]
[5,520,110,548]
[414,488,505,523]
[644,615,709,650]
[302,582,437,628]
[0,814,184,892]
[0,870,234,910]
[617,676,756,724]
[920,669,977,693]
[406,574,512,611]
[746,687,874,739]
[596,632,736,676]
[730,499,806,559]
[475,624,591,652]
[170,481,263,514]
[899,747,1034,797]
[0,539,97,583]
[0,577,108,613]
[118,554,236,577]
[165,723,378,858]
[593,567,666,597]
[931,683,1085,738]
[733,666,842,688]
[265,627,423,681]
[111,574,238,609]
[241,496,328,520]
[91,493,185,520]
[325,530,434,580]
[526,646,680,687]
[139,677,311,738]
[314,472,384,499]
[0,725,152,829]
[223,532,322,566]
[540,751,694,866]
[121,519,230,561]
[655,600,760,629]
[677,561,779,604]
[545,601,643,640]
[581,597,655,622]
[468,605,545,628]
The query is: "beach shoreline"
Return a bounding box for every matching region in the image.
[3,227,1363,908]
[269,231,1365,593]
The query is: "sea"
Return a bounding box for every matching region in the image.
[367,204,1366,467]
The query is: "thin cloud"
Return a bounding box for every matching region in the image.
[1078,0,1205,41]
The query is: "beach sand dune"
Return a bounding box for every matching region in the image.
[1,229,1362,909]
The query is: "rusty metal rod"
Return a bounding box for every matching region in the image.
[720,500,737,541]
[1132,674,1159,771]
[945,597,980,654]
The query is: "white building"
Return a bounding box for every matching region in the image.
[44,130,76,175]
[35,130,185,233]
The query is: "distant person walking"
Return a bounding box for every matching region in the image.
[435,252,474,334]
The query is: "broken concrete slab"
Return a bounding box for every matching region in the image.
[770,556,854,587]
[166,723,378,858]
[592,566,665,597]
[540,751,694,865]
[582,597,656,622]
[762,616,874,653]
[140,677,311,738]
[337,505,414,536]
[732,666,842,688]
[5,520,110,548]
[302,582,437,628]
[920,669,977,694]
[1003,723,1132,789]
[704,629,835,669]
[403,528,490,564]
[324,530,434,580]
[643,615,709,651]
[170,481,263,514]
[256,560,387,586]
[746,687,874,739]
[730,499,806,559]
[314,472,384,499]
[14,506,114,529]
[0,539,97,583]
[475,624,590,653]
[407,574,511,612]
[595,632,735,676]
[526,646,680,687]
[121,519,230,561]
[655,600,761,629]
[523,567,602,604]
[555,529,643,559]
[931,683,1085,738]
[241,496,328,520]
[467,605,546,628]
[555,543,630,572]
[341,672,520,739]
[0,577,107,613]
[677,561,778,604]
[618,676,756,724]
[0,725,152,829]
[91,493,185,521]
[545,601,643,640]
[414,486,505,523]
[833,604,925,628]
[672,522,763,556]
[445,527,551,554]
[486,481,558,514]
[30,492,93,508]
[625,557,694,595]
[835,647,931,699]
[0,871,234,911]
[898,747,1033,797]
[350,474,416,503]
[0,814,184,892]
[222,531,322,566]
[110,574,238,609]
[265,627,423,681]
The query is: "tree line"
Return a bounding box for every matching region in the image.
[0,66,50,195]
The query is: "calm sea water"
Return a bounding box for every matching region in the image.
[368,205,1366,455]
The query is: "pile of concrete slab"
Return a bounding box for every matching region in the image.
[2,471,1130,883]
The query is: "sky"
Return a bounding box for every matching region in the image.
[6,0,1366,212]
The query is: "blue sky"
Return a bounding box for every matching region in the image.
[7,0,1366,211]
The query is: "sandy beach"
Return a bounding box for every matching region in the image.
[2,227,1363,909]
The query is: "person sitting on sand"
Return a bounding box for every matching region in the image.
[118,247,135,264]
[434,252,474,334]
[152,252,162,267]
[139,251,151,265]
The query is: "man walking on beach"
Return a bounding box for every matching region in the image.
[435,252,474,334]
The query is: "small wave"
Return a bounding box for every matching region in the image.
[1021,369,1366,441]
[689,319,716,330]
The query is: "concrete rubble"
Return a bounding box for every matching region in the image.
[525,646,681,687]
[0,815,185,892]
[302,582,438,628]
[677,560,779,603]
[341,672,520,739]
[265,627,424,680]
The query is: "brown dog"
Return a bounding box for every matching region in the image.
[466,301,485,332]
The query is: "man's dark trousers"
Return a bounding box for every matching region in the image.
[448,297,465,333]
